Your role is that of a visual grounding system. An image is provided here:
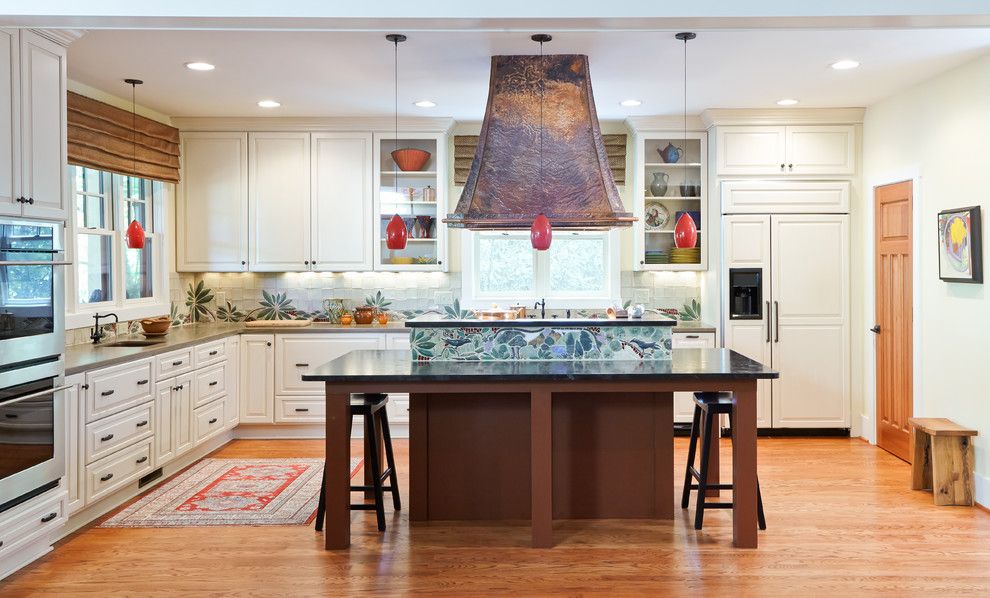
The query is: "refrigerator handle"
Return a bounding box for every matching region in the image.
[774,301,780,343]
[765,301,771,343]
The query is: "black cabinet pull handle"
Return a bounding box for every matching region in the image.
[4,413,17,419]
[209,350,218,356]
[295,363,309,367]
[26,197,34,204]
[40,512,57,523]
[135,456,148,464]
[295,408,310,412]
[101,433,114,442]
[81,384,90,390]
[100,473,114,482]
[136,420,148,427]
[685,335,699,339]
[174,384,184,391]
[172,360,183,366]
[766,301,771,343]
[137,379,149,385]
[208,381,219,387]
[208,417,218,424]
[774,300,780,343]
[101,389,115,396]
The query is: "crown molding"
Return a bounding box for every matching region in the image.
[701,108,865,128]
[30,28,85,46]
[171,116,455,133]
[625,115,707,132]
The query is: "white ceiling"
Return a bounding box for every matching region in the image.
[65,28,990,120]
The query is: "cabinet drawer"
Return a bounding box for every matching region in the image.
[721,180,850,214]
[275,333,383,395]
[275,398,326,422]
[386,395,409,424]
[193,362,227,408]
[386,334,411,350]
[193,398,227,445]
[85,440,154,504]
[155,347,194,381]
[672,332,716,349]
[85,359,154,422]
[195,340,227,368]
[0,491,66,558]
[84,401,154,464]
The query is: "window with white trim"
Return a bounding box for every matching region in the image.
[68,166,168,327]
[462,230,620,308]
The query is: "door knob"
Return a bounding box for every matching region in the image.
[870,325,881,334]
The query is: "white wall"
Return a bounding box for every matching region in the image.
[863,50,990,504]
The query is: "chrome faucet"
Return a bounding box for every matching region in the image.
[91,312,119,344]
[534,299,546,319]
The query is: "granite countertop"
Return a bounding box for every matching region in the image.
[64,322,409,376]
[671,321,717,334]
[302,348,778,383]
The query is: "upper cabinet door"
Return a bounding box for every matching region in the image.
[0,29,18,217]
[248,132,311,272]
[715,126,786,176]
[784,125,855,175]
[18,30,66,220]
[177,132,248,271]
[311,133,373,271]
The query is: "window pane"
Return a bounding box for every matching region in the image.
[477,235,534,294]
[77,234,113,304]
[548,235,606,293]
[125,200,148,229]
[75,194,107,229]
[125,237,154,300]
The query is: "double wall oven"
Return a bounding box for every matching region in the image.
[0,218,69,512]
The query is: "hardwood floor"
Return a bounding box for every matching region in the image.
[4,437,990,596]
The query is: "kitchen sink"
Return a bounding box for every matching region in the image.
[100,339,166,347]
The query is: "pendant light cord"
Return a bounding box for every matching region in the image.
[394,37,399,197]
[682,35,687,150]
[539,39,545,209]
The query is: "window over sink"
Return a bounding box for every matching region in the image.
[462,230,620,309]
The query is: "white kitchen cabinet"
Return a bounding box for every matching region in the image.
[248,132,311,271]
[193,362,226,408]
[172,373,195,458]
[224,336,240,428]
[84,358,154,422]
[193,397,227,444]
[63,373,84,515]
[715,125,855,176]
[721,180,850,214]
[311,132,374,271]
[275,333,382,397]
[384,334,411,424]
[84,439,154,504]
[154,346,194,381]
[671,331,717,423]
[153,380,174,467]
[239,334,274,423]
[84,401,154,464]
[177,132,249,271]
[0,29,17,217]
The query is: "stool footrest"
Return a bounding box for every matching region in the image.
[698,502,734,509]
[688,483,735,491]
[350,485,395,492]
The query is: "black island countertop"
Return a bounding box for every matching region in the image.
[303,348,778,383]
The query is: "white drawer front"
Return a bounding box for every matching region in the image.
[386,334,411,350]
[275,398,326,422]
[275,333,383,395]
[155,347,194,381]
[85,440,154,504]
[0,491,66,558]
[193,398,227,445]
[193,362,227,408]
[387,394,410,424]
[86,359,154,422]
[84,401,154,464]
[195,340,227,368]
[721,180,850,214]
[672,332,716,349]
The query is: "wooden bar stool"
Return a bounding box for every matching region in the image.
[909,418,978,506]
[681,391,766,531]
[316,393,401,532]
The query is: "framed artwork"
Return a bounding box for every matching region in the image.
[938,206,983,283]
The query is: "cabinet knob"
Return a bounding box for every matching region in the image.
[241,261,247,266]
[81,384,90,390]
[304,260,309,266]
[788,163,793,170]
[437,260,443,265]
[640,260,645,265]
[266,342,272,347]
[780,163,785,170]
[27,197,34,204]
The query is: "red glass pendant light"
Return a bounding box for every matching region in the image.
[531,213,552,251]
[673,212,697,249]
[126,219,146,249]
[386,214,408,250]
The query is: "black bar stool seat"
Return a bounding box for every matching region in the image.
[315,393,401,532]
[681,391,766,531]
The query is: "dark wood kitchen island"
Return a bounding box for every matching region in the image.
[304,348,778,550]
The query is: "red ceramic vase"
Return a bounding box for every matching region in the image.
[673,213,697,248]
[126,219,146,249]
[531,213,552,251]
[385,214,408,250]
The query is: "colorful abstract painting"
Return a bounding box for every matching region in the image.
[938,206,983,283]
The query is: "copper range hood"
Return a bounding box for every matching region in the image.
[445,54,634,230]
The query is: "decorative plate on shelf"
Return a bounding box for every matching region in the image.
[644,200,670,230]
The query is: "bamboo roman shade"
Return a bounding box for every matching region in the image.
[67,91,181,183]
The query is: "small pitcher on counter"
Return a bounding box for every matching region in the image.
[322,298,346,323]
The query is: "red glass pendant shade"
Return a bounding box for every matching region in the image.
[385,214,408,250]
[531,213,552,251]
[126,219,146,249]
[673,213,697,249]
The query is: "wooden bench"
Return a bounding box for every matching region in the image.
[909,418,978,506]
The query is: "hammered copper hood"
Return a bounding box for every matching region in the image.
[445,53,634,230]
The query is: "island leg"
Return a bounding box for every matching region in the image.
[531,389,553,548]
[325,385,352,550]
[654,392,674,519]
[732,381,758,549]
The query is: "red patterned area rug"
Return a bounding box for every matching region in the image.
[101,458,362,527]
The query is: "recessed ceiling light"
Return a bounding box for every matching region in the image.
[414,100,437,108]
[257,100,280,108]
[776,98,799,106]
[620,99,642,107]
[831,59,860,70]
[184,62,215,71]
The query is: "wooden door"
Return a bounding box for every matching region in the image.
[770,214,850,428]
[248,132,311,271]
[715,126,786,175]
[875,180,913,461]
[177,132,248,271]
[311,132,373,271]
[0,29,19,217]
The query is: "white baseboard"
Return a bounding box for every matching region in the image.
[975,471,989,509]
[860,413,874,444]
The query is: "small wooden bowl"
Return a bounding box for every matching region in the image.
[140,316,171,334]
[391,148,431,172]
